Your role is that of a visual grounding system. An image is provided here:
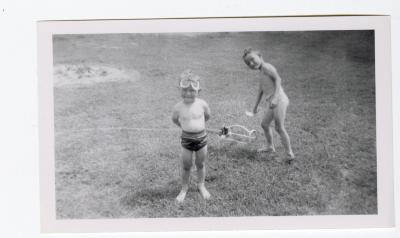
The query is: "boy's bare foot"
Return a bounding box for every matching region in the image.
[286,152,295,164]
[198,184,211,200]
[176,190,187,203]
[257,146,276,153]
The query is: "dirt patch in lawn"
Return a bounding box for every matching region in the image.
[53,64,140,87]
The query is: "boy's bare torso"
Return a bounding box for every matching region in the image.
[259,63,286,101]
[176,98,206,132]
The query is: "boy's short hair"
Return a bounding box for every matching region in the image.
[180,69,200,82]
[179,69,201,90]
[243,47,262,59]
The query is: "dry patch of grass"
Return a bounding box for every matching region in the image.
[54,64,140,87]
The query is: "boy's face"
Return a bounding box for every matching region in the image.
[244,53,262,70]
[180,86,199,103]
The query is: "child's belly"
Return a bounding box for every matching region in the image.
[180,118,205,132]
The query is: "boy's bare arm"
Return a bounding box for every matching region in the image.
[253,87,263,113]
[263,63,282,107]
[172,105,181,127]
[203,101,211,122]
[263,63,282,94]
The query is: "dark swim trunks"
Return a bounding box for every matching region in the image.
[181,130,208,151]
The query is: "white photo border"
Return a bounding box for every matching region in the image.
[38,16,394,233]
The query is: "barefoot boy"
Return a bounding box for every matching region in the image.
[172,70,211,202]
[243,48,295,162]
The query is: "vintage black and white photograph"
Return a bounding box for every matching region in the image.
[38,16,394,232]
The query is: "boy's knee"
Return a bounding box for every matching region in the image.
[275,124,287,135]
[195,160,204,170]
[182,160,193,171]
[275,125,282,134]
[261,121,270,130]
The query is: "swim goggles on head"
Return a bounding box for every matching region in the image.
[179,78,200,90]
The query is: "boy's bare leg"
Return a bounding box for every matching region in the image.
[176,148,193,203]
[259,108,276,153]
[195,146,211,200]
[274,99,294,161]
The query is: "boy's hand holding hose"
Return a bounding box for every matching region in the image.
[245,106,258,117]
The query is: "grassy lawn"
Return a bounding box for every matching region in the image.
[53,31,376,218]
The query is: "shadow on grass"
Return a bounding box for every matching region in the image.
[208,143,286,167]
[209,144,259,160]
[121,182,180,208]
